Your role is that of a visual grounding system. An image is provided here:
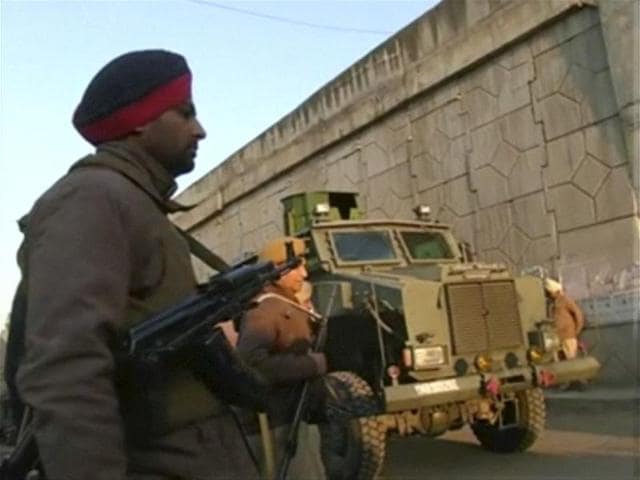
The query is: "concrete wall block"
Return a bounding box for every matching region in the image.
[367,167,414,219]
[595,166,638,222]
[449,213,476,249]
[509,146,545,198]
[544,130,585,187]
[480,248,515,271]
[521,236,558,272]
[412,152,445,192]
[498,62,534,116]
[547,183,596,231]
[480,64,510,97]
[511,191,553,238]
[500,226,532,264]
[417,185,446,215]
[474,166,510,207]
[572,154,609,197]
[491,141,519,176]
[363,142,392,178]
[382,120,412,156]
[326,151,361,189]
[585,116,629,168]
[469,122,501,169]
[500,106,543,151]
[237,202,270,239]
[433,205,459,227]
[442,137,468,179]
[445,175,474,216]
[570,24,609,72]
[462,87,500,129]
[388,162,414,201]
[410,109,438,153]
[476,202,512,250]
[205,210,242,262]
[530,7,600,56]
[437,100,466,139]
[532,45,570,100]
[535,93,582,140]
[290,162,329,192]
[422,127,451,162]
[579,70,619,125]
[559,64,594,104]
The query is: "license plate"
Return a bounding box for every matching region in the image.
[414,379,461,395]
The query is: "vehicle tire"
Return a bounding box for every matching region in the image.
[319,371,386,480]
[471,387,545,453]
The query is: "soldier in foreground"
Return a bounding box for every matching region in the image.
[237,237,327,479]
[5,50,257,479]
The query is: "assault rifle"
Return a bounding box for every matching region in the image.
[1,251,301,480]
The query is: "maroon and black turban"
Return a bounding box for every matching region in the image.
[72,49,192,145]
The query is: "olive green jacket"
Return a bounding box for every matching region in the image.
[16,142,256,480]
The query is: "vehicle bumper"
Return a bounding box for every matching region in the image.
[384,356,601,412]
[533,355,601,386]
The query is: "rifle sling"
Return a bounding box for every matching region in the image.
[177,228,230,273]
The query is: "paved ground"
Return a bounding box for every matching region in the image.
[381,385,639,480]
[2,385,637,479]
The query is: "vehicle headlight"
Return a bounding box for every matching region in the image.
[413,345,446,370]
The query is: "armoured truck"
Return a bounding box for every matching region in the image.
[281,191,600,474]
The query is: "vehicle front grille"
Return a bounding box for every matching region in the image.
[445,281,523,355]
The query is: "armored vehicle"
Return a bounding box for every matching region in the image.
[282,191,600,475]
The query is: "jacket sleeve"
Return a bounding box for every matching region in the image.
[16,180,131,480]
[237,308,325,385]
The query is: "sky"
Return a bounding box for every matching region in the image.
[0,0,439,320]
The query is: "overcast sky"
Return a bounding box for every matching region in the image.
[0,0,439,320]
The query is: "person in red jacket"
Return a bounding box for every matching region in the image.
[237,237,326,479]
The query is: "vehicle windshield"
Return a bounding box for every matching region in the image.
[400,230,454,260]
[331,231,398,262]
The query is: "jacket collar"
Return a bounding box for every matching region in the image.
[69,141,190,213]
[263,283,299,303]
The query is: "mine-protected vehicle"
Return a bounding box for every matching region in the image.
[281,191,600,477]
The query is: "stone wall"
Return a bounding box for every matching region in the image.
[175,0,639,328]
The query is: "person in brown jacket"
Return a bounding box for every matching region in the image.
[8,50,258,480]
[544,278,586,360]
[237,237,327,479]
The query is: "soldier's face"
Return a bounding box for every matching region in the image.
[136,100,206,177]
[276,263,308,297]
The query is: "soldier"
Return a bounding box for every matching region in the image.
[237,237,327,479]
[545,278,585,361]
[6,50,258,479]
